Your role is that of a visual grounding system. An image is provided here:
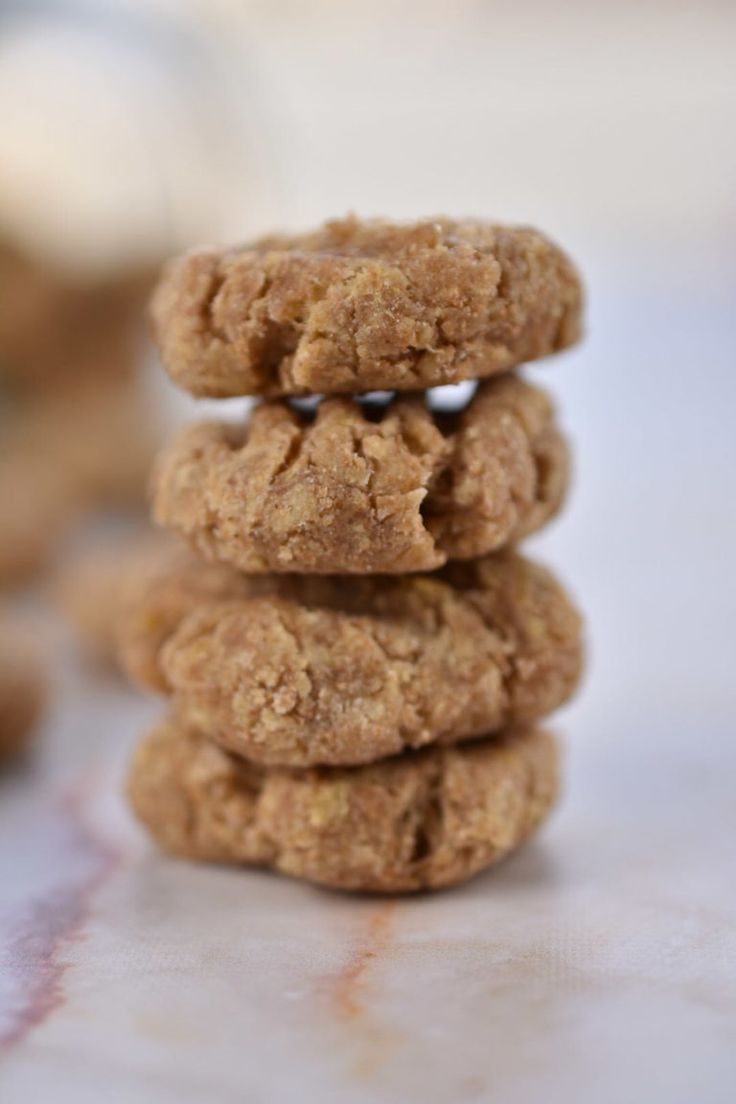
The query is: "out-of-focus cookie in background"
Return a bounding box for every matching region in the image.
[0,3,274,587]
[0,1,279,745]
[0,611,47,763]
[52,526,179,673]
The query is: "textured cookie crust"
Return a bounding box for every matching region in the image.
[128,718,559,893]
[119,545,583,767]
[0,620,46,761]
[151,216,583,398]
[152,375,569,574]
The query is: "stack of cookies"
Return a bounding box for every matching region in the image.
[123,217,585,893]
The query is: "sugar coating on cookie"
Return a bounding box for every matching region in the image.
[0,621,46,761]
[151,216,583,398]
[127,717,559,892]
[119,545,582,767]
[151,375,569,574]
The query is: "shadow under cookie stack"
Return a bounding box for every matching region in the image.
[123,217,585,893]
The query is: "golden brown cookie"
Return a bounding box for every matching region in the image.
[151,216,583,398]
[151,375,569,574]
[119,544,582,767]
[0,618,46,761]
[128,716,559,893]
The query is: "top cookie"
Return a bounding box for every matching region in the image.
[151,216,583,397]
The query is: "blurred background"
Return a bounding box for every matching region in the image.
[1,1,735,1098]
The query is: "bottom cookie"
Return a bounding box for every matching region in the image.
[128,718,559,893]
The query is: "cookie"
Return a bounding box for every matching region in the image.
[0,241,152,393]
[116,538,253,692]
[1,378,157,587]
[151,216,583,398]
[127,717,559,892]
[0,451,77,586]
[0,618,46,761]
[52,529,170,668]
[119,544,582,767]
[55,531,226,675]
[13,377,157,508]
[152,374,569,574]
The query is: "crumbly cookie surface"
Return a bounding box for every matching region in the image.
[128,717,559,892]
[152,375,569,574]
[151,216,583,398]
[119,545,582,767]
[0,619,46,761]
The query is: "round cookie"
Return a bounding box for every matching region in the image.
[152,374,569,574]
[119,545,583,767]
[127,717,559,893]
[0,619,46,761]
[151,215,583,398]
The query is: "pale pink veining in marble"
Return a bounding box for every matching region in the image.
[0,771,123,1051]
